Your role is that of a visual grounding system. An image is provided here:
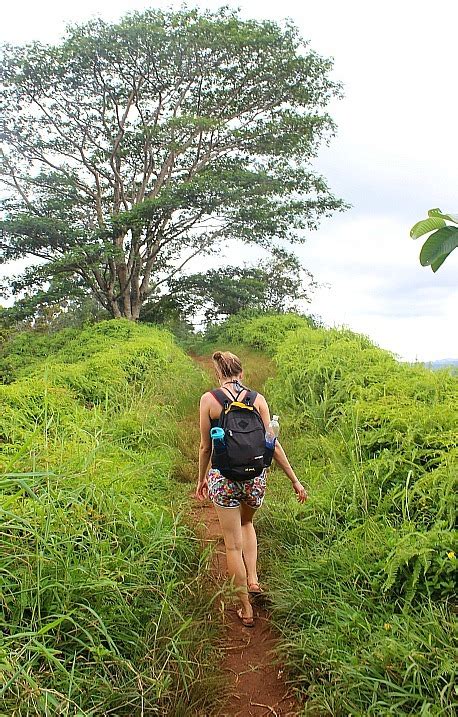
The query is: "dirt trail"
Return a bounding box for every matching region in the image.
[189,352,300,717]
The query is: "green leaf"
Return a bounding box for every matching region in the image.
[430,254,448,272]
[410,217,445,239]
[36,612,75,635]
[420,226,458,267]
[427,208,458,224]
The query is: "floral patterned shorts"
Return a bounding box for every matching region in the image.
[208,468,267,509]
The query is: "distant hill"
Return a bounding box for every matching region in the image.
[424,358,458,371]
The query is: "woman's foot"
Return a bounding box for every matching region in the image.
[237,608,255,628]
[248,582,263,595]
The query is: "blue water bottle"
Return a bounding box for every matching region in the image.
[210,426,226,454]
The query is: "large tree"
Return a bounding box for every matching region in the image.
[0,7,344,320]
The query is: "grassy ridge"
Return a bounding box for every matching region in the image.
[213,314,457,716]
[0,321,218,715]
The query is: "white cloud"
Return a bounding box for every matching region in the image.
[299,214,458,360]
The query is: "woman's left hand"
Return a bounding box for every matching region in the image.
[195,478,208,501]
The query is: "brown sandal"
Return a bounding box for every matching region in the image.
[248,582,263,596]
[237,608,255,628]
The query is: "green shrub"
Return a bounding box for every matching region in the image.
[0,326,81,383]
[206,311,312,353]
[0,320,215,715]
[231,312,457,715]
[1,479,217,714]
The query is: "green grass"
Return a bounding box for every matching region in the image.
[3,314,456,715]
[213,313,458,716]
[0,320,220,715]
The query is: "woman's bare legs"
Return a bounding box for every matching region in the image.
[240,502,259,587]
[214,504,253,619]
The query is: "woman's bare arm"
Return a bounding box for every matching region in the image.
[196,393,212,500]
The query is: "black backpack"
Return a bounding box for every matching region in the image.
[210,385,274,481]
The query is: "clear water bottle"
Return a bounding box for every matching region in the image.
[210,426,226,454]
[265,415,279,450]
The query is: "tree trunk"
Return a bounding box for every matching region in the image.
[108,299,122,318]
[131,299,142,321]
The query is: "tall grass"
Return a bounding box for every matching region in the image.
[1,320,219,715]
[214,314,458,716]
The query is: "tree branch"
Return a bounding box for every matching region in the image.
[145,245,207,298]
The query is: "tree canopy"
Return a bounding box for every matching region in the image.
[0,7,344,320]
[142,249,316,325]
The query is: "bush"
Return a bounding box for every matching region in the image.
[205,311,313,353]
[229,312,457,715]
[0,320,216,715]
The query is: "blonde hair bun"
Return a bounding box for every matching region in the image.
[212,350,243,378]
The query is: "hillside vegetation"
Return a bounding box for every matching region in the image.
[212,313,457,716]
[1,314,456,716]
[0,321,218,716]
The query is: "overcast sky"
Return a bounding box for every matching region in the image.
[1,0,457,361]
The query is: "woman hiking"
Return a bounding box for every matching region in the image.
[195,350,307,627]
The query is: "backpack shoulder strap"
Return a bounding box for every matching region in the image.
[211,388,232,409]
[243,390,258,407]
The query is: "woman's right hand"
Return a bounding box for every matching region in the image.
[292,478,308,503]
[195,477,208,501]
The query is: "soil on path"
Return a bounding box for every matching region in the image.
[192,499,299,717]
[188,351,301,717]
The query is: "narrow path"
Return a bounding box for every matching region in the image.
[188,351,301,717]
